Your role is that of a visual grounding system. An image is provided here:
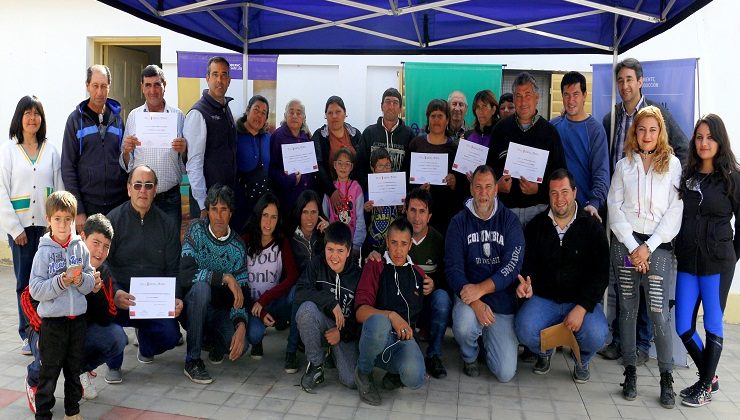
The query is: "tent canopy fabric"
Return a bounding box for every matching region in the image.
[98,0,711,55]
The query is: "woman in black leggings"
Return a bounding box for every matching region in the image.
[675,114,740,407]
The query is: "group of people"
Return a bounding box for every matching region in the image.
[1,55,737,419]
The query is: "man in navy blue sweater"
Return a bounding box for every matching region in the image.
[446,165,524,382]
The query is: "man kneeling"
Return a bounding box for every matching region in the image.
[514,169,609,383]
[353,218,434,406]
[295,222,362,393]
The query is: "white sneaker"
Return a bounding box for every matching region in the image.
[79,372,97,400]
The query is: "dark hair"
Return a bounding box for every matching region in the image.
[331,147,354,180]
[325,95,346,113]
[205,183,236,212]
[471,165,497,183]
[681,114,740,200]
[472,89,499,132]
[405,187,432,213]
[512,72,538,93]
[387,217,413,236]
[246,94,270,118]
[615,58,643,80]
[370,147,391,170]
[424,99,451,136]
[127,164,159,186]
[9,95,47,144]
[206,56,230,76]
[292,189,324,233]
[548,168,576,190]
[561,71,586,94]
[83,213,114,240]
[245,192,282,257]
[324,222,352,251]
[141,64,165,83]
[382,88,402,106]
[86,64,111,85]
[499,93,513,105]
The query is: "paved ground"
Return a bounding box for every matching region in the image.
[0,266,738,419]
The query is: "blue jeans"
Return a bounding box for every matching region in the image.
[247,287,299,353]
[418,289,451,357]
[515,295,608,367]
[185,282,241,362]
[357,314,425,389]
[108,310,181,369]
[452,297,518,382]
[9,226,46,340]
[154,185,182,230]
[27,329,41,386]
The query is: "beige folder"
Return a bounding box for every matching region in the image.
[540,322,582,366]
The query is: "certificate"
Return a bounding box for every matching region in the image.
[503,142,550,183]
[409,152,448,186]
[368,172,406,206]
[452,140,488,175]
[281,142,319,174]
[134,112,177,149]
[129,277,176,319]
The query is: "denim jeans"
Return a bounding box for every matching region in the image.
[417,289,452,357]
[612,241,674,372]
[356,314,425,389]
[108,310,181,369]
[82,323,128,373]
[452,296,518,382]
[185,282,241,362]
[515,295,608,367]
[154,185,182,230]
[247,286,299,353]
[27,329,41,386]
[8,226,46,340]
[296,301,358,388]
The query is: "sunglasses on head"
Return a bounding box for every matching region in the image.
[131,182,155,191]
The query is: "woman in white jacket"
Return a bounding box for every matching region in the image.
[1,96,64,354]
[607,106,683,409]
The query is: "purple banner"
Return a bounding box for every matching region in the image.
[177,51,278,80]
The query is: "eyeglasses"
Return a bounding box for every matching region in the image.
[375,163,392,170]
[131,182,155,191]
[334,161,353,168]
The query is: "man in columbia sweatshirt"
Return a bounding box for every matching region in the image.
[446,165,525,383]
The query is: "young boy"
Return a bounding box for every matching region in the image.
[22,213,125,412]
[294,222,363,393]
[362,147,401,259]
[29,191,94,420]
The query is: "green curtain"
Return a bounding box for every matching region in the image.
[404,62,503,133]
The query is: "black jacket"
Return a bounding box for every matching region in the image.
[312,123,365,195]
[361,117,415,173]
[295,255,362,342]
[522,208,609,312]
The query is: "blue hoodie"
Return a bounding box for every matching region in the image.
[445,198,524,315]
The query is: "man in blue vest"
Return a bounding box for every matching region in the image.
[184,57,238,221]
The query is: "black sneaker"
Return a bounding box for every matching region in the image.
[520,347,538,363]
[680,374,719,398]
[659,371,676,409]
[284,351,299,374]
[573,362,590,384]
[598,342,621,360]
[533,354,551,375]
[382,372,403,390]
[300,362,325,393]
[324,351,336,369]
[463,360,479,377]
[681,381,712,407]
[250,341,263,360]
[621,365,637,401]
[354,367,381,406]
[425,355,447,379]
[208,348,225,365]
[184,359,213,384]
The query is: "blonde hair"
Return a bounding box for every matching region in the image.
[624,106,673,174]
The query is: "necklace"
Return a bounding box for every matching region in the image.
[637,148,656,155]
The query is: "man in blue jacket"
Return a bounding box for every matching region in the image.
[446,165,524,382]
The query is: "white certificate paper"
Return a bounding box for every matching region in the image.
[281,142,319,174]
[409,152,448,185]
[452,140,488,175]
[503,142,550,183]
[368,172,406,206]
[134,112,177,149]
[129,277,176,319]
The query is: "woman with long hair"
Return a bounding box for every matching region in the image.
[1,95,64,354]
[464,89,499,147]
[244,192,301,373]
[674,114,740,407]
[290,189,329,276]
[607,106,683,409]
